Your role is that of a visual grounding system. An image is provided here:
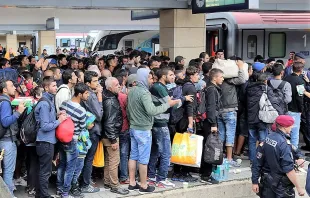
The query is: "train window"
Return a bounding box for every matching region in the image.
[247,35,257,59]
[75,39,83,47]
[269,33,286,58]
[60,38,71,47]
[124,40,134,50]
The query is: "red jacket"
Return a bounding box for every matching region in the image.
[118,92,129,132]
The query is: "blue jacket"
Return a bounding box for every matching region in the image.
[0,94,20,141]
[35,92,59,144]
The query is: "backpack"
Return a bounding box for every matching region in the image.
[0,98,11,139]
[258,85,279,124]
[204,132,223,165]
[20,97,51,144]
[267,80,287,114]
[168,86,184,125]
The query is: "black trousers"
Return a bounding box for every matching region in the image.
[26,146,39,191]
[36,142,54,198]
[197,120,214,177]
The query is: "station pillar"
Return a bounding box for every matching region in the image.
[38,30,56,56]
[160,9,206,64]
[6,33,18,54]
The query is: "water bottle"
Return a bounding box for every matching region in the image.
[223,159,229,181]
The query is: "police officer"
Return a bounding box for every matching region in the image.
[251,115,305,197]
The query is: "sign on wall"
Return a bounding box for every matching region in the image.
[192,0,249,14]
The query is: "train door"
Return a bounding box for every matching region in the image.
[242,30,265,61]
[206,30,219,57]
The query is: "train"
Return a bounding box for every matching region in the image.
[91,30,159,56]
[90,12,310,63]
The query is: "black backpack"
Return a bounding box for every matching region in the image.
[204,132,223,165]
[168,86,184,125]
[0,98,11,139]
[20,97,51,144]
[267,80,287,115]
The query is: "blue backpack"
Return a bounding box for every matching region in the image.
[168,85,184,125]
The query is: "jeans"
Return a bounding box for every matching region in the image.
[148,126,171,182]
[56,140,78,194]
[81,133,99,188]
[72,157,85,184]
[129,128,152,165]
[218,111,237,146]
[0,140,17,195]
[249,128,268,162]
[36,141,54,198]
[288,111,301,148]
[119,130,130,181]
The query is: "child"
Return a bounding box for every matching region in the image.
[70,112,95,195]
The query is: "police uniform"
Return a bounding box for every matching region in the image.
[252,115,303,198]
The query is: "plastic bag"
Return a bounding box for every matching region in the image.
[204,132,223,165]
[93,141,104,167]
[56,117,74,143]
[171,133,203,167]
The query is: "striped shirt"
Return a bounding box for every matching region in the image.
[60,100,86,136]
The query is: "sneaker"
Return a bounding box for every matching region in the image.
[27,188,36,197]
[139,185,155,194]
[80,185,100,193]
[128,183,140,192]
[171,173,185,182]
[120,179,130,185]
[103,184,111,189]
[147,177,156,186]
[229,160,241,167]
[200,176,220,185]
[182,172,198,182]
[159,179,175,188]
[70,184,84,198]
[61,194,75,198]
[14,177,27,186]
[234,154,249,160]
[110,187,130,195]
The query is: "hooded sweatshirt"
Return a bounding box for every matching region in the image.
[127,68,170,130]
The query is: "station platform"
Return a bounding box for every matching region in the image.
[12,159,309,198]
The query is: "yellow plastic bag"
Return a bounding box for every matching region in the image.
[93,141,104,167]
[171,133,203,167]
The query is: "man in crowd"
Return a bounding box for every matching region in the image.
[55,69,77,113]
[102,77,129,195]
[148,67,178,188]
[127,68,179,194]
[80,71,103,193]
[217,60,246,166]
[199,68,224,184]
[175,56,185,66]
[0,79,25,196]
[172,66,199,182]
[57,83,89,198]
[216,49,225,60]
[35,77,67,198]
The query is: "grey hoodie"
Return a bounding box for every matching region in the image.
[137,68,151,89]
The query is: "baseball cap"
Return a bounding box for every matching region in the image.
[50,59,57,65]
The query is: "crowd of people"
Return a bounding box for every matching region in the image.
[0,47,308,198]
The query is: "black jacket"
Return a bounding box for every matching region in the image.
[101,89,123,144]
[247,82,281,125]
[283,73,305,113]
[205,82,222,127]
[182,81,197,117]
